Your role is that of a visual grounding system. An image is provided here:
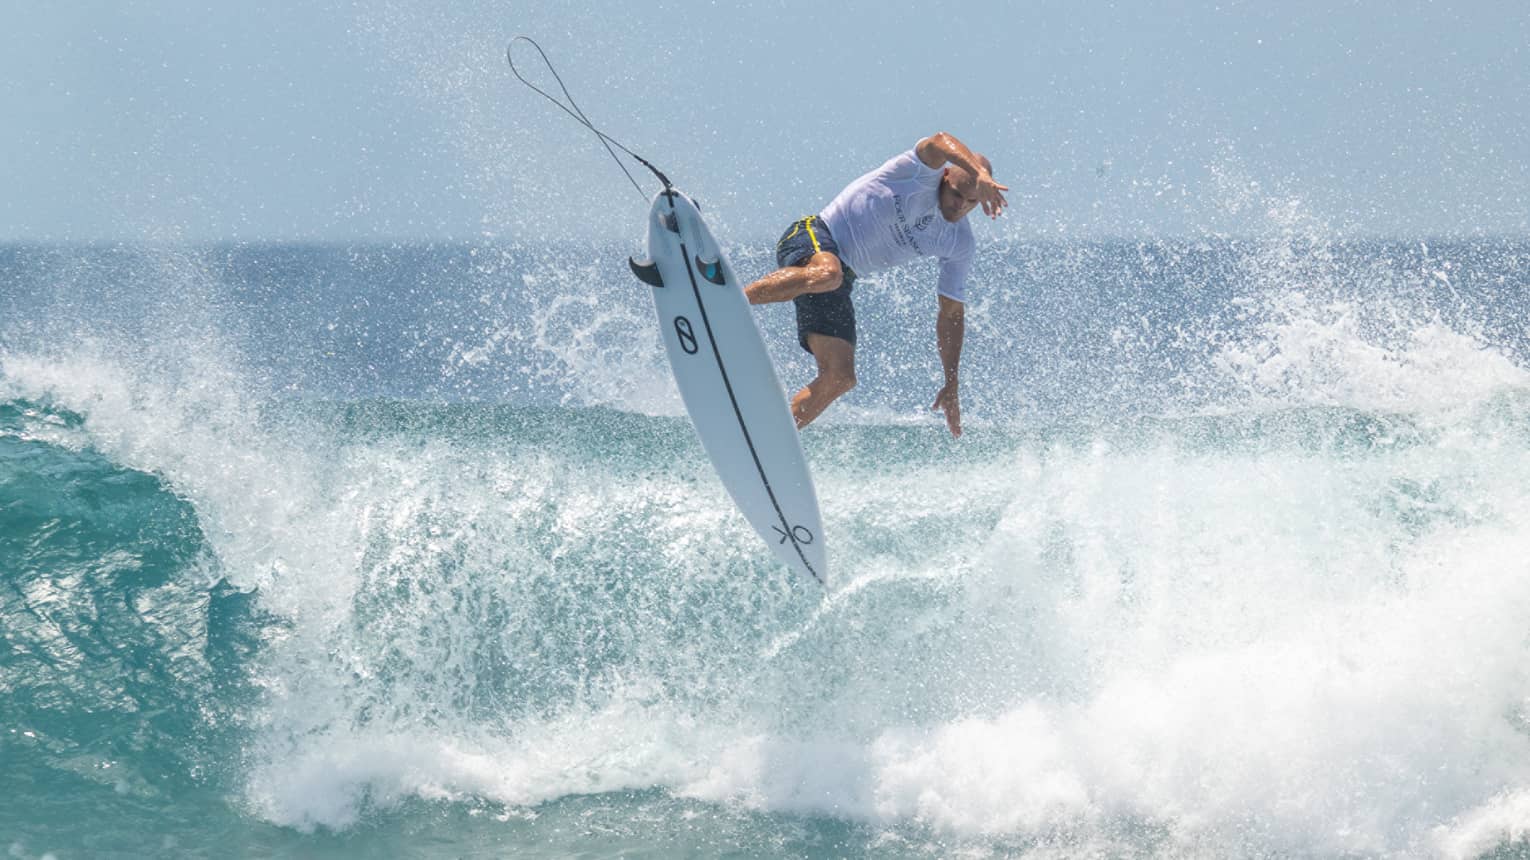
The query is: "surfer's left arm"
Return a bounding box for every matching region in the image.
[914,132,1008,218]
[932,295,964,438]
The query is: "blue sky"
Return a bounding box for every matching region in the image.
[3,0,1527,242]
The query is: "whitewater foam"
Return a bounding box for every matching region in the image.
[7,232,1530,856]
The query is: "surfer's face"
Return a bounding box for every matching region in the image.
[939,168,980,222]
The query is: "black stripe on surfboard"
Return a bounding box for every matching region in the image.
[666,196,823,585]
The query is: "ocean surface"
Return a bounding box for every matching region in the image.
[5,228,1530,858]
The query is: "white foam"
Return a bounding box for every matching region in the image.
[10,237,1530,856]
[1196,162,1530,417]
[510,262,681,415]
[1431,790,1530,858]
[207,411,1530,854]
[1212,292,1529,415]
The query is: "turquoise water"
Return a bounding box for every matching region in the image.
[6,237,1530,857]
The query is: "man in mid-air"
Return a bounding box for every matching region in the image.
[745,131,1008,437]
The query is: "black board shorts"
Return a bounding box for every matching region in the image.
[774,216,859,353]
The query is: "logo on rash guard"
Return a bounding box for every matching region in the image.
[891,196,927,254]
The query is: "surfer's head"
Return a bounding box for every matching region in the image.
[939,156,993,222]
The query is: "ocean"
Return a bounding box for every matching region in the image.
[4,228,1530,858]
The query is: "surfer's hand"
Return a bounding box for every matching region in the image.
[932,383,962,438]
[977,172,1009,218]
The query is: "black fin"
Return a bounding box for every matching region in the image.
[695,255,725,285]
[629,257,663,288]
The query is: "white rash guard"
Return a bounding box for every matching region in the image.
[819,148,976,302]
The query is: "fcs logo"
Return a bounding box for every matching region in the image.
[914,214,934,231]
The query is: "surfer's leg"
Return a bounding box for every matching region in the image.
[745,252,841,305]
[749,216,846,305]
[790,276,858,428]
[792,334,856,428]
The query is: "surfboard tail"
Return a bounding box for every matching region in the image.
[629,257,663,288]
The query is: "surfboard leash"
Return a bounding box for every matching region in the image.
[506,35,672,204]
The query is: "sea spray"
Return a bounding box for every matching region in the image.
[5,232,1530,856]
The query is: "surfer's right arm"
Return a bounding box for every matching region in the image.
[932,295,964,438]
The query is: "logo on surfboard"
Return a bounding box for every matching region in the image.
[772,524,815,545]
[673,315,699,354]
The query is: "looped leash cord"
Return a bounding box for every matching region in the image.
[506,35,672,204]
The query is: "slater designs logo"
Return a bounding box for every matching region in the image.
[914,214,934,231]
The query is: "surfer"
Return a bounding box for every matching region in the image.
[744,132,1008,437]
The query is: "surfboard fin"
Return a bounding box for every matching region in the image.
[629,256,664,288]
[695,256,725,285]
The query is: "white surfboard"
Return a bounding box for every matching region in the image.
[629,188,827,586]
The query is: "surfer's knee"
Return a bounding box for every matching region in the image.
[801,253,843,294]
